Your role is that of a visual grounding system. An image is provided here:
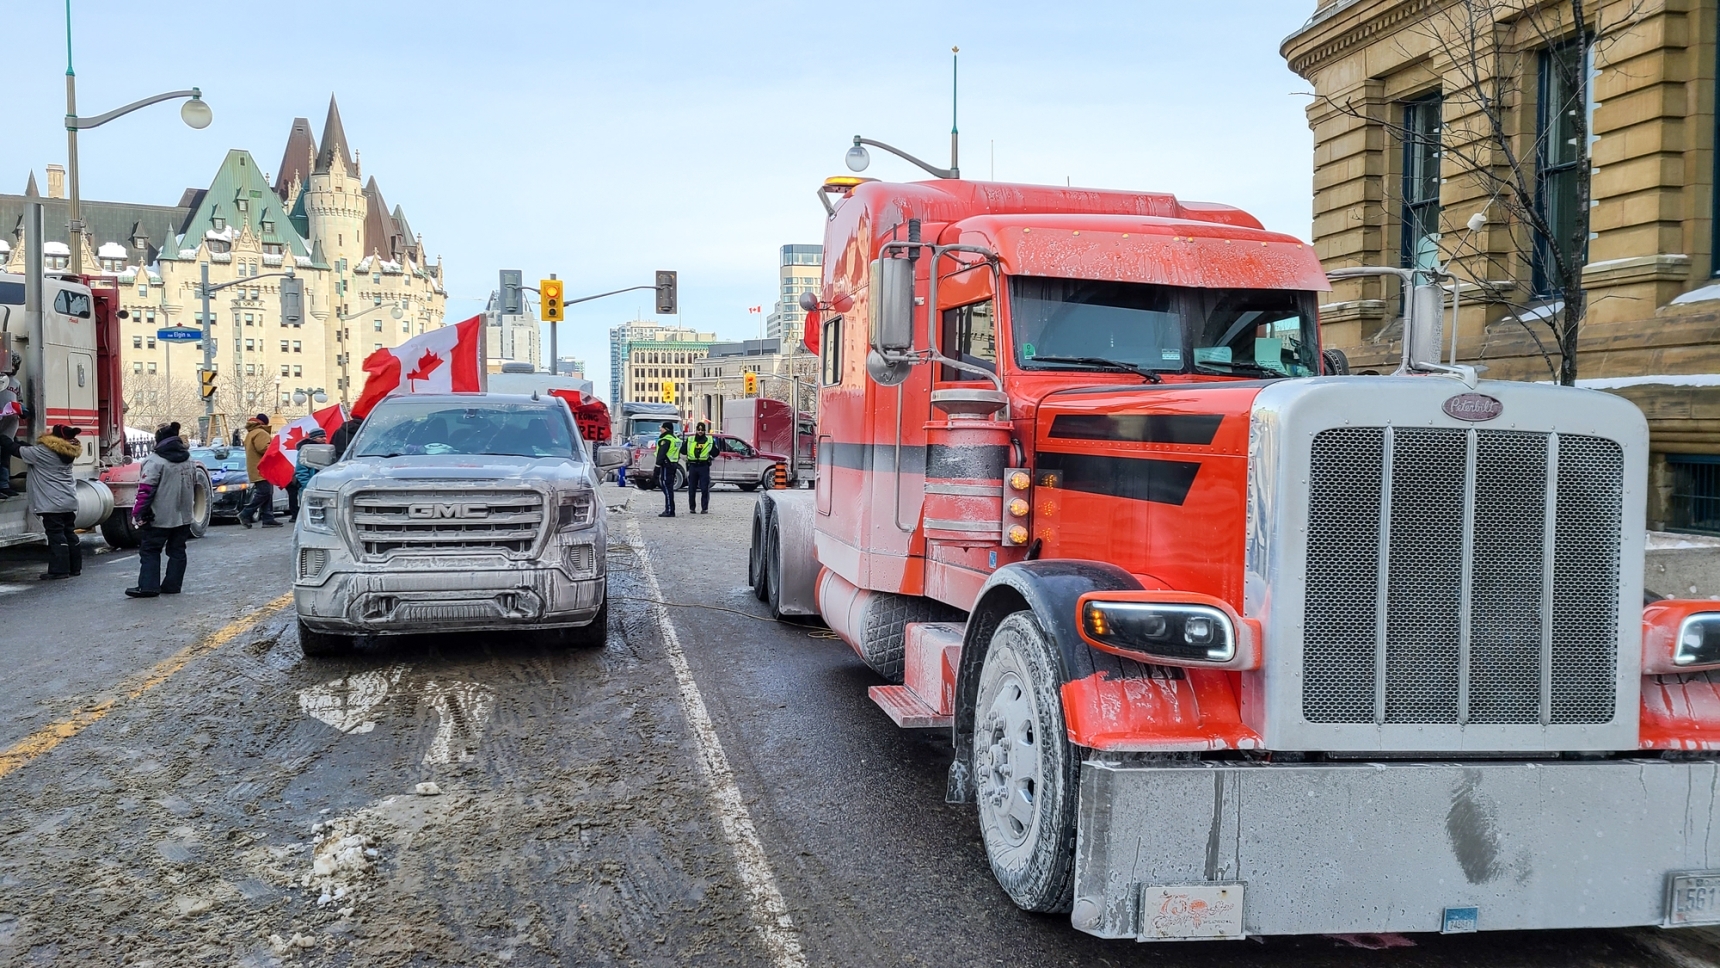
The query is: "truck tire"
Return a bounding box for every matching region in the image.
[545,585,609,648]
[298,619,353,659]
[188,465,213,539]
[100,509,139,549]
[749,501,771,601]
[857,593,964,684]
[765,519,784,617]
[973,610,1079,914]
[633,474,655,491]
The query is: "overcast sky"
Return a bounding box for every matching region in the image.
[3,1,1318,400]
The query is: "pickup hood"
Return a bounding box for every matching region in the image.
[309,454,593,490]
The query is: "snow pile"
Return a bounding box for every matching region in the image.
[97,242,129,259]
[299,815,385,915]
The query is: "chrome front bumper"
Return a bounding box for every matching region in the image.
[1072,758,1720,939]
[294,537,605,635]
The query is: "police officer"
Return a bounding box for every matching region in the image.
[685,422,715,514]
[655,421,681,517]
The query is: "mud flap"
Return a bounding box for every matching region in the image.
[1070,758,1720,939]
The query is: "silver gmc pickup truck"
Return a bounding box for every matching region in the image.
[292,392,624,657]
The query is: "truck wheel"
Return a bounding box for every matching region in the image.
[749,501,770,601]
[298,619,352,659]
[765,518,784,618]
[547,586,609,648]
[187,465,213,539]
[100,509,139,549]
[973,611,1079,914]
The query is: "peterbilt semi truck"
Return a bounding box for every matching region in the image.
[750,175,1720,940]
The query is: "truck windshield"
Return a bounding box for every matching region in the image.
[1009,277,1318,377]
[350,402,581,459]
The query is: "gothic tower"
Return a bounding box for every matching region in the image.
[301,95,366,286]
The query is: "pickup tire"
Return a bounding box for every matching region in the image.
[543,586,609,648]
[973,610,1079,914]
[298,619,353,659]
[633,475,656,491]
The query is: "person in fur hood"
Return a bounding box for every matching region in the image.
[16,424,84,579]
[127,422,197,598]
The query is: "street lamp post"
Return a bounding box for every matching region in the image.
[197,264,297,440]
[62,1,209,276]
[291,387,329,415]
[334,302,407,405]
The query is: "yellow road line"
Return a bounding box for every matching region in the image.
[0,592,293,781]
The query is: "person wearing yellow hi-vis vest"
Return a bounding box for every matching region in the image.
[655,422,681,517]
[684,422,716,514]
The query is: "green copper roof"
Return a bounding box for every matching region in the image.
[168,149,313,263]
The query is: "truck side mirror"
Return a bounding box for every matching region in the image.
[1403,283,1446,373]
[869,257,914,354]
[299,443,336,469]
[594,445,627,471]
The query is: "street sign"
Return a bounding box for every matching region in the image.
[157,327,202,342]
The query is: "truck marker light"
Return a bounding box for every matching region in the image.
[1006,525,1029,545]
[1008,471,1032,491]
[1007,498,1029,518]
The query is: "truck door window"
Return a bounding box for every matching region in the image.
[52,289,92,318]
[940,300,996,380]
[1193,289,1319,377]
[1011,277,1181,371]
[820,315,843,385]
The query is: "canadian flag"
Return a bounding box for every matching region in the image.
[548,388,612,444]
[351,314,483,419]
[748,305,762,314]
[258,404,347,488]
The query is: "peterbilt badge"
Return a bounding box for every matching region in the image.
[1443,393,1503,422]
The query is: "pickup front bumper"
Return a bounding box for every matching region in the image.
[295,534,605,635]
[1072,757,1720,939]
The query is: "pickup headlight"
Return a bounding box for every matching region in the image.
[303,491,337,533]
[557,489,596,531]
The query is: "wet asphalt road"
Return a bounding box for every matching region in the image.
[2,487,1720,966]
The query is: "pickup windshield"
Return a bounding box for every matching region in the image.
[1009,277,1319,377]
[350,402,581,459]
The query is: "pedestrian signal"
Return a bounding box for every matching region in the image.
[540,279,564,321]
[661,379,676,404]
[199,369,217,400]
[743,371,757,395]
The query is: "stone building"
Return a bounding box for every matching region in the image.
[1,96,445,430]
[685,338,818,429]
[611,320,719,423]
[1284,0,1720,532]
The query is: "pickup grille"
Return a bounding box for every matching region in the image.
[349,489,545,556]
[1301,427,1622,726]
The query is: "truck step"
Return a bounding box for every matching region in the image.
[903,622,963,716]
[868,686,952,729]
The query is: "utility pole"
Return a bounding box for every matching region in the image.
[24,175,45,437]
[200,262,214,434]
[64,1,82,276]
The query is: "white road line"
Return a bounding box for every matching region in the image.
[625,519,808,968]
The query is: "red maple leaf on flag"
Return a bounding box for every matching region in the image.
[282,426,307,450]
[407,349,444,384]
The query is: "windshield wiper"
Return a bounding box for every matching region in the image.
[1028,356,1163,384]
[1193,360,1286,379]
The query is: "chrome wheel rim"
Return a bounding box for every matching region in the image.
[976,663,1043,861]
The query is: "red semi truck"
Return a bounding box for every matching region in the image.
[751,176,1720,940]
[722,397,814,484]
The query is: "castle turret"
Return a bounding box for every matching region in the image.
[301,95,366,283]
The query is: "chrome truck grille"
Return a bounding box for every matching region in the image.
[1302,427,1622,726]
[349,489,545,556]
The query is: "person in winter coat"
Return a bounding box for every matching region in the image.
[16,425,84,579]
[239,413,280,528]
[292,426,327,498]
[127,422,197,598]
[330,415,363,462]
[0,352,21,498]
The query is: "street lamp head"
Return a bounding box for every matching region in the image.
[845,138,870,173]
[292,390,307,406]
[312,390,328,404]
[180,93,212,130]
[390,303,404,320]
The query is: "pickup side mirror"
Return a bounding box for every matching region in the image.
[594,445,627,471]
[298,443,337,469]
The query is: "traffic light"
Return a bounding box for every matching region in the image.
[199,369,217,400]
[279,277,303,325]
[499,269,523,315]
[655,270,677,315]
[743,371,757,396]
[661,379,676,404]
[540,279,564,321]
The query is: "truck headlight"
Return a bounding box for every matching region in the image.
[557,489,596,531]
[1075,591,1262,670]
[303,491,336,533]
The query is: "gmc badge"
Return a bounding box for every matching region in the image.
[1443,393,1503,422]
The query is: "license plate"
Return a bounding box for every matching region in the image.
[1137,884,1245,941]
[1666,872,1720,927]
